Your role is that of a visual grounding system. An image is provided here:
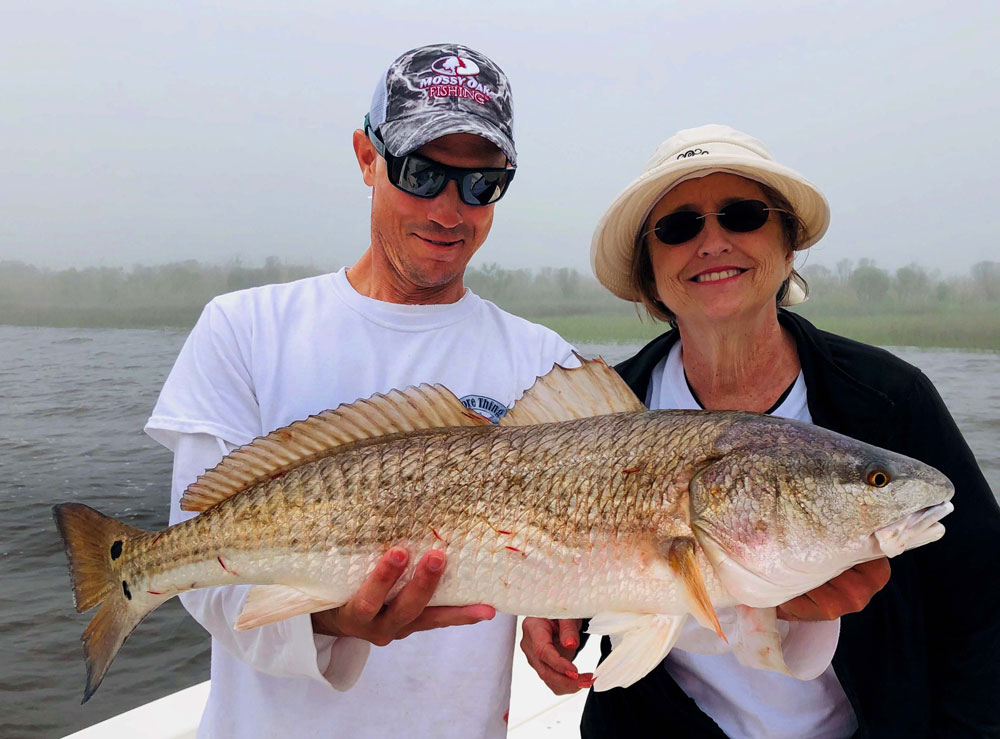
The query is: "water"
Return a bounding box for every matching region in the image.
[1,326,997,738]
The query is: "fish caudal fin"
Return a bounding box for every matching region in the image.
[587,612,687,691]
[52,503,153,703]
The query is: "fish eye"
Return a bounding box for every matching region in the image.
[866,469,891,487]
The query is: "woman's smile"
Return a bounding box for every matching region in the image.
[690,267,749,284]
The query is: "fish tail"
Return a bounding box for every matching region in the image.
[52,502,152,703]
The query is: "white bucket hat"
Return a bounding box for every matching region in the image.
[591,124,830,307]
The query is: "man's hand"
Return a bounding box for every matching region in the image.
[311,547,495,645]
[777,558,891,621]
[520,617,593,694]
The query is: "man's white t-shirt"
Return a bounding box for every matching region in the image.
[646,340,858,739]
[145,268,576,739]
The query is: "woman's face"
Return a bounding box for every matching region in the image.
[645,172,793,329]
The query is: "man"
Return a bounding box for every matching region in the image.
[145,43,575,738]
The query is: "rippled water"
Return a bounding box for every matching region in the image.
[1,326,996,737]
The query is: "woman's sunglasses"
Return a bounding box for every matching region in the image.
[643,199,788,245]
[366,119,516,207]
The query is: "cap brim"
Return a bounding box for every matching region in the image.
[591,157,830,301]
[380,110,516,165]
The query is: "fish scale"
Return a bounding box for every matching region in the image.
[54,359,954,702]
[121,414,712,611]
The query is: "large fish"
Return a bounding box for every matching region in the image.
[54,358,953,703]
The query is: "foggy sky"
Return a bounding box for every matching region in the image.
[2,0,998,277]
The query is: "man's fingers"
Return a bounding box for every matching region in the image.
[340,547,409,624]
[379,550,447,629]
[396,604,496,638]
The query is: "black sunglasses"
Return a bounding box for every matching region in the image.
[365,117,515,207]
[642,199,788,245]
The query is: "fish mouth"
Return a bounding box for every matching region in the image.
[872,501,954,557]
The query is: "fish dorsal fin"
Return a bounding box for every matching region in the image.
[180,384,490,513]
[499,353,643,427]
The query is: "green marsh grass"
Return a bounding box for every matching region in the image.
[533,308,1000,351]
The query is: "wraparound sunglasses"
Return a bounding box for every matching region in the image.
[365,115,516,206]
[642,199,790,245]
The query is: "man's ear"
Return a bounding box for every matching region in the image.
[353,129,377,187]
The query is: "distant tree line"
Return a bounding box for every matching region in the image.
[798,259,1000,312]
[0,257,997,330]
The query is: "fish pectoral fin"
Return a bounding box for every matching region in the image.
[235,585,340,631]
[587,612,687,691]
[499,354,643,426]
[666,537,725,642]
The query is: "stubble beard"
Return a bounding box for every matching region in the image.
[371,221,467,297]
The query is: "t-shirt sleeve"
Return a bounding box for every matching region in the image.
[145,299,262,451]
[544,327,578,368]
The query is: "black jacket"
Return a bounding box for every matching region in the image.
[581,310,1000,738]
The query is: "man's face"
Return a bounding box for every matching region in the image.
[363,133,507,300]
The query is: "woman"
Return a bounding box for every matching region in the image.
[521,125,1000,737]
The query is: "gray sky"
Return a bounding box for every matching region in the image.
[2,0,998,276]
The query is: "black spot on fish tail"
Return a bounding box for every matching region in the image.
[121,581,132,600]
[110,540,123,560]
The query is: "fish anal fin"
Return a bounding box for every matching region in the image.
[235,585,341,631]
[587,612,687,691]
[181,384,489,513]
[500,355,643,427]
[666,537,726,642]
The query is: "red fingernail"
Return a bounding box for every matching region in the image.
[389,549,406,566]
[562,637,579,649]
[565,669,579,680]
[578,678,596,689]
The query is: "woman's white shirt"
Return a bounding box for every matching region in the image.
[645,340,858,739]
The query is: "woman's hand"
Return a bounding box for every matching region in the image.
[777,558,891,621]
[520,617,594,694]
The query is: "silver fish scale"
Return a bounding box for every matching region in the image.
[130,412,729,595]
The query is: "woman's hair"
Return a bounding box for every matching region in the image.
[629,181,808,326]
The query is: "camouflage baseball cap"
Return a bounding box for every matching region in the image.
[368,43,516,165]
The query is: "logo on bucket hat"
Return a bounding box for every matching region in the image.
[367,43,516,164]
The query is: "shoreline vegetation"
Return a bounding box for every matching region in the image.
[1,259,998,351]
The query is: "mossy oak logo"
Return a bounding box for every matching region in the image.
[420,56,495,104]
[460,395,509,424]
[431,55,480,77]
[677,148,709,159]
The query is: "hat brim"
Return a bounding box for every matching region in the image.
[591,157,830,302]
[380,110,517,165]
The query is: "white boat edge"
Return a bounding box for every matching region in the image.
[62,619,600,738]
